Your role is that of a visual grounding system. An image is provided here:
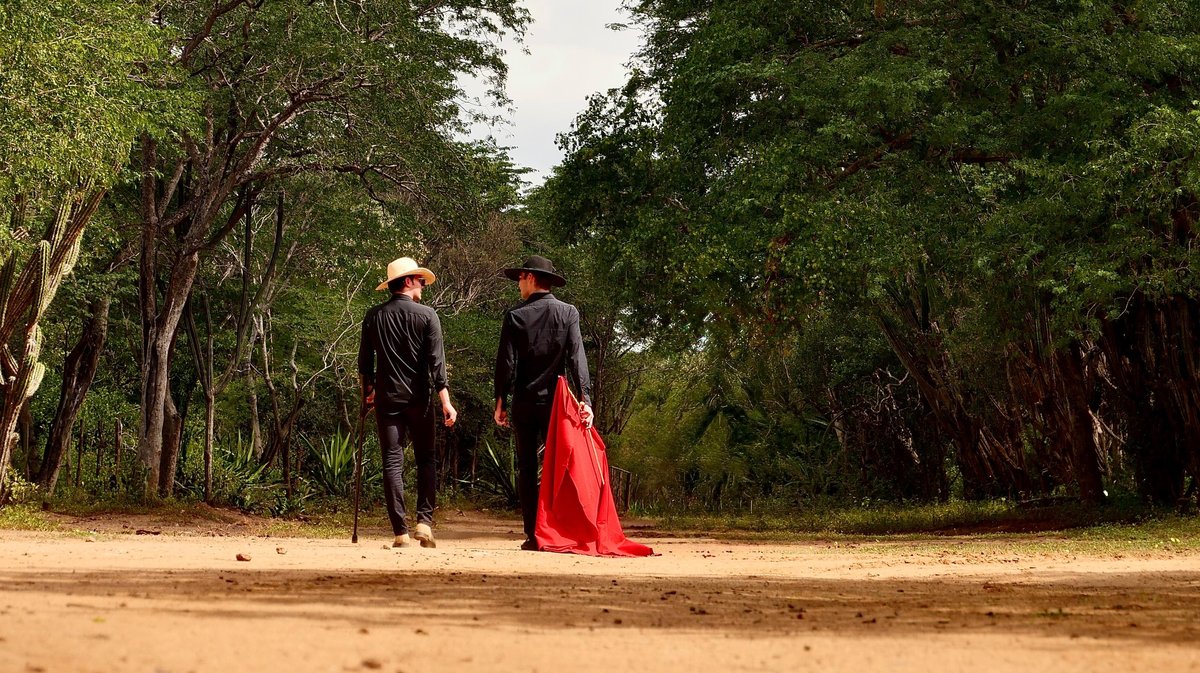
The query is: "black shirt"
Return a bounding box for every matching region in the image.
[494,292,591,409]
[358,294,447,411]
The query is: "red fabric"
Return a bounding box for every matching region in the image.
[535,377,654,557]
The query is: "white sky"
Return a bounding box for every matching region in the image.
[461,1,644,186]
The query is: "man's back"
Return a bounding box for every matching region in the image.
[495,292,590,407]
[359,294,446,410]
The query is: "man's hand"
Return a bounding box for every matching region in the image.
[438,388,457,428]
[494,399,509,428]
[580,403,594,429]
[362,383,376,411]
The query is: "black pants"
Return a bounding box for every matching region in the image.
[376,401,437,536]
[511,401,552,541]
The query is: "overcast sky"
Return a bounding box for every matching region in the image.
[461,1,644,186]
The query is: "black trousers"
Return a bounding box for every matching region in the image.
[376,401,437,536]
[511,400,552,541]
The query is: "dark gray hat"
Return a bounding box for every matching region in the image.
[503,255,566,287]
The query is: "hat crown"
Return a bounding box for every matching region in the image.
[387,257,421,277]
[503,254,566,286]
[522,255,557,274]
[377,257,436,291]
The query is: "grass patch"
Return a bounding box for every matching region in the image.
[6,492,1197,556]
[261,509,381,539]
[639,498,1200,553]
[41,493,177,517]
[0,504,57,531]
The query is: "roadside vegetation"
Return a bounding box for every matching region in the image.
[3,2,1200,527]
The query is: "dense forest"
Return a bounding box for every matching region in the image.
[2,0,1198,515]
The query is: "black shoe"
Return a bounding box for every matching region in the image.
[520,539,539,551]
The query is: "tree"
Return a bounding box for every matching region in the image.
[543,0,1200,503]
[128,0,529,495]
[0,0,184,499]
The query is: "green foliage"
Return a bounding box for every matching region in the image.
[648,497,1200,550]
[0,502,53,530]
[207,435,272,512]
[0,0,188,198]
[303,429,383,501]
[308,430,357,498]
[539,0,1200,506]
[465,440,521,507]
[0,467,38,505]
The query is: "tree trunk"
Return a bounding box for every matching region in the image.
[157,392,182,497]
[1099,294,1198,504]
[19,402,34,479]
[114,418,123,487]
[138,248,200,494]
[136,137,205,495]
[94,423,102,481]
[38,296,110,494]
[75,417,84,489]
[1058,345,1104,503]
[204,392,214,502]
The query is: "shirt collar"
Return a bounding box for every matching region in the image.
[522,291,552,306]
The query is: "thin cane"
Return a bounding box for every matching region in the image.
[351,406,369,544]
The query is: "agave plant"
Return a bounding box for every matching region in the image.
[308,430,356,497]
[219,433,267,484]
[464,440,541,508]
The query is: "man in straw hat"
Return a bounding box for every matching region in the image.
[359,257,457,548]
[493,255,593,551]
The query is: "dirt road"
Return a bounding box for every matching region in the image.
[1,511,1198,673]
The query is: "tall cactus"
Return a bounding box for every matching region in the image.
[0,252,16,383]
[0,252,15,337]
[0,188,102,500]
[32,240,53,322]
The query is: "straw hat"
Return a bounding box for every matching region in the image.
[502,255,566,287]
[376,257,436,291]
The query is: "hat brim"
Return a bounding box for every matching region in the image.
[503,267,566,287]
[376,268,436,291]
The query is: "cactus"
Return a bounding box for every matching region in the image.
[62,236,82,278]
[25,363,46,402]
[47,194,72,252]
[22,325,42,371]
[8,324,43,404]
[0,251,14,331]
[32,241,52,321]
[0,188,99,485]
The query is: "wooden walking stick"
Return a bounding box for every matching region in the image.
[351,405,369,544]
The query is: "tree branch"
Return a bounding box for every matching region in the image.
[180,0,254,67]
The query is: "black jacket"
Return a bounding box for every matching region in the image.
[494,292,591,409]
[358,294,447,410]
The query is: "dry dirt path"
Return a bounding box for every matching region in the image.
[1,511,1198,673]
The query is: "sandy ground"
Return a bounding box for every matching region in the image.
[1,510,1199,673]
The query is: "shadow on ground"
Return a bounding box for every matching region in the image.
[3,567,1197,643]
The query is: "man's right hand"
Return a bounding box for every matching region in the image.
[493,399,509,428]
[362,384,376,412]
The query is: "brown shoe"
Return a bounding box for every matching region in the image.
[520,538,539,552]
[413,523,436,548]
[392,534,416,548]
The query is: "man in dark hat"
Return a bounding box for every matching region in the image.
[493,255,593,550]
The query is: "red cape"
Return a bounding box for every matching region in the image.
[534,377,654,557]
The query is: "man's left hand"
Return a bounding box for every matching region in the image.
[442,401,458,428]
[580,403,594,429]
